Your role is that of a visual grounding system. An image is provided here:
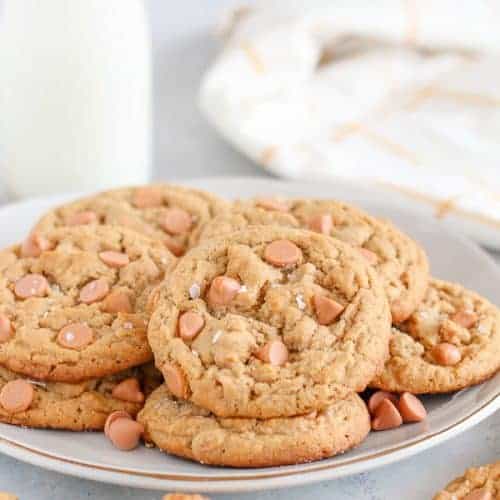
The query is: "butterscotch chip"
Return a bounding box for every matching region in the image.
[106,417,144,451]
[263,239,302,267]
[79,278,110,304]
[148,226,391,418]
[313,294,344,325]
[111,377,145,403]
[66,210,97,226]
[164,238,185,257]
[255,340,288,366]
[397,392,426,423]
[104,410,133,438]
[138,385,370,468]
[178,311,205,341]
[206,276,241,307]
[0,379,34,413]
[21,233,52,258]
[372,279,500,394]
[132,187,163,208]
[14,274,49,299]
[432,342,462,366]
[451,310,478,329]
[433,461,499,500]
[99,251,130,268]
[367,390,398,415]
[199,197,429,323]
[0,364,161,430]
[308,213,333,234]
[371,399,402,431]
[0,226,175,382]
[160,208,192,235]
[255,198,289,212]
[57,323,94,350]
[32,184,230,256]
[164,363,189,399]
[102,290,133,314]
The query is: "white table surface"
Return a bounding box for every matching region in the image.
[0,1,498,498]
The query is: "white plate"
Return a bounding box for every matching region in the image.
[0,177,498,493]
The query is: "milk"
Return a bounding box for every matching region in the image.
[0,0,152,198]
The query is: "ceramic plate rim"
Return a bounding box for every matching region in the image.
[0,389,498,493]
[0,176,498,493]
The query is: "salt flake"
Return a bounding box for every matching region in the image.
[28,379,47,388]
[477,323,488,335]
[295,294,306,310]
[64,331,75,342]
[189,283,201,299]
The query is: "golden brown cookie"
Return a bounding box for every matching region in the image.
[0,363,162,430]
[0,226,175,382]
[434,461,499,499]
[148,226,391,418]
[33,184,230,256]
[200,198,429,323]
[138,384,370,468]
[372,279,500,393]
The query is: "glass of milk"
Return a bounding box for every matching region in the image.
[0,0,152,198]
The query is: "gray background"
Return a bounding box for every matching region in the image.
[0,1,498,498]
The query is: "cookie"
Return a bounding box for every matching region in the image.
[200,198,430,323]
[372,279,500,393]
[0,493,17,500]
[138,384,370,468]
[0,364,162,431]
[434,461,499,499]
[148,226,391,418]
[0,225,175,382]
[33,184,230,256]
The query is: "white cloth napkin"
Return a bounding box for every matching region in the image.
[199,0,500,248]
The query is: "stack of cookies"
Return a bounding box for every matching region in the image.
[0,185,227,433]
[0,185,498,468]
